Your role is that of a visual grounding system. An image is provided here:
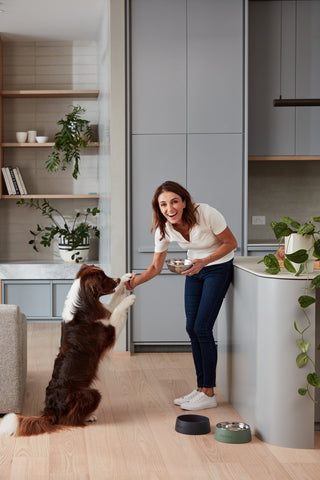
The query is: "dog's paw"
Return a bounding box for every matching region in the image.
[85,414,98,423]
[121,273,133,284]
[121,294,136,308]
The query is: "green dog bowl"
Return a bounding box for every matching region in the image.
[214,421,252,444]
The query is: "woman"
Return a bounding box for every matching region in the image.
[126,181,237,411]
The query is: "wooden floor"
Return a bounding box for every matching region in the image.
[1,324,320,480]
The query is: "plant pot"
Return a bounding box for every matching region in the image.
[58,236,90,263]
[285,233,314,273]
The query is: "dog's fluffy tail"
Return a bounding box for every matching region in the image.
[0,412,66,437]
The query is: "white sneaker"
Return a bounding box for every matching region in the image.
[180,392,217,410]
[174,389,201,406]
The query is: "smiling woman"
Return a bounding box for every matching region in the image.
[125,180,237,412]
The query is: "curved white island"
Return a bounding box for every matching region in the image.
[217,256,319,449]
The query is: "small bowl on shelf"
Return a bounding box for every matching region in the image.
[36,136,49,143]
[166,258,193,274]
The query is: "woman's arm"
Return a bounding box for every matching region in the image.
[126,250,168,290]
[181,226,237,276]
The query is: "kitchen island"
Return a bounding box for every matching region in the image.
[217,256,320,449]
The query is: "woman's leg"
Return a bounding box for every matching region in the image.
[185,261,233,391]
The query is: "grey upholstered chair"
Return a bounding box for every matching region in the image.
[0,305,27,414]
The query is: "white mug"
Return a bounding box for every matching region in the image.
[16,131,28,143]
[27,130,37,143]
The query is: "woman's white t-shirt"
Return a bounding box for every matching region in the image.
[154,203,234,266]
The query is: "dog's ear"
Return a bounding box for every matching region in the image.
[76,264,89,278]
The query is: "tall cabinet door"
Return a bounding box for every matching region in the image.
[187,134,243,249]
[129,0,244,347]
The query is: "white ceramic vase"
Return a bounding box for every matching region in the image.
[58,236,90,263]
[285,233,314,273]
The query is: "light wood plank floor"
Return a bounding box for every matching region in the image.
[1,323,320,480]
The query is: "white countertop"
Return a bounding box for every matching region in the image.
[0,260,100,279]
[234,256,319,280]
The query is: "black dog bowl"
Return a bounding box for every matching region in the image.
[175,414,211,435]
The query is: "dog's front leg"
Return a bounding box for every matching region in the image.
[109,294,136,340]
[107,273,133,313]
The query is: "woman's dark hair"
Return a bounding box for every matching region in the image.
[151,181,198,240]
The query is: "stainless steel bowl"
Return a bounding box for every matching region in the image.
[214,421,252,444]
[166,258,193,274]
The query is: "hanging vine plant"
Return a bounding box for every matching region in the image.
[259,216,320,403]
[46,105,93,179]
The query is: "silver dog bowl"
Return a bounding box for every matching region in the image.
[175,414,211,435]
[166,258,193,274]
[214,421,252,444]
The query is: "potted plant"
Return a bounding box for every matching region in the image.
[45,105,93,179]
[259,216,320,403]
[17,198,100,263]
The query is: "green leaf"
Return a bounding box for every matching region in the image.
[297,223,315,235]
[263,254,280,274]
[295,264,305,276]
[311,216,320,223]
[311,275,320,288]
[280,217,301,229]
[272,222,293,239]
[298,388,307,396]
[296,353,309,368]
[283,258,296,273]
[298,295,316,308]
[313,239,320,259]
[294,321,302,334]
[296,340,311,353]
[286,249,308,264]
[307,372,320,387]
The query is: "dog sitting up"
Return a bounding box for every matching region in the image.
[0,264,135,437]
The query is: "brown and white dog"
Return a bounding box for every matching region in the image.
[0,264,135,436]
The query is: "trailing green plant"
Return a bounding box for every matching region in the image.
[46,105,93,179]
[259,216,320,403]
[17,198,100,263]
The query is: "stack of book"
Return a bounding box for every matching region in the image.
[1,166,28,195]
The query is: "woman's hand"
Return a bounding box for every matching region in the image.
[125,272,136,291]
[181,258,206,276]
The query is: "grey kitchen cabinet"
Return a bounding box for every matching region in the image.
[131,0,186,134]
[2,279,72,320]
[129,0,244,347]
[187,134,243,250]
[249,0,296,156]
[132,273,189,344]
[187,0,243,134]
[296,0,320,155]
[131,134,187,270]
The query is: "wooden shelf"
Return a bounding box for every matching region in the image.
[1,194,100,199]
[249,155,320,161]
[1,89,99,98]
[2,142,99,148]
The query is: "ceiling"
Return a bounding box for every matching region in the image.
[0,0,107,41]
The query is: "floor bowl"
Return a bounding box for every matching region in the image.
[214,421,252,444]
[175,414,211,435]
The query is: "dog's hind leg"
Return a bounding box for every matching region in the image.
[63,389,101,426]
[109,294,136,341]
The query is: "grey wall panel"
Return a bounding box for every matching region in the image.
[131,134,187,270]
[132,273,189,343]
[187,0,243,134]
[187,134,242,250]
[131,0,186,134]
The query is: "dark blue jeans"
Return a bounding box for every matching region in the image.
[184,260,233,388]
